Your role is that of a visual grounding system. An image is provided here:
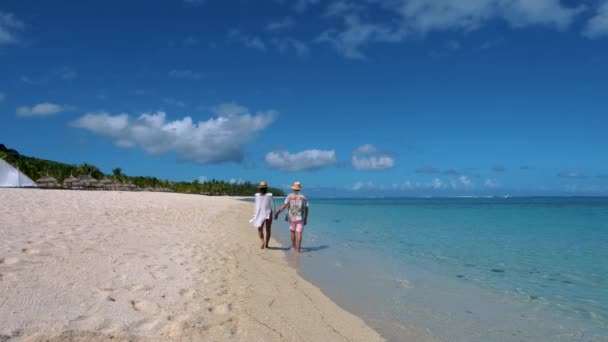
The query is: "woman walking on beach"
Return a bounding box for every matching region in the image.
[251,181,275,249]
[275,182,308,253]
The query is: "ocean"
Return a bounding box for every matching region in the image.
[261,197,608,341]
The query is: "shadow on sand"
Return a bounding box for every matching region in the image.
[266,246,291,251]
[300,245,330,253]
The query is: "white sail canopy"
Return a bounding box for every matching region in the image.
[0,159,37,187]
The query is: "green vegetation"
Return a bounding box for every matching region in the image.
[0,144,285,196]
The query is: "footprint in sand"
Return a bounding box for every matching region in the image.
[134,318,162,330]
[150,271,168,280]
[21,248,41,255]
[178,288,195,298]
[131,300,160,314]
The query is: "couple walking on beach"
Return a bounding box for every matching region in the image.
[251,181,309,252]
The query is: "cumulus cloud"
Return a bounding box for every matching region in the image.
[16,102,72,117]
[351,144,395,170]
[266,149,337,172]
[484,178,499,188]
[316,0,583,59]
[558,171,586,179]
[197,176,208,183]
[169,69,202,80]
[584,1,608,38]
[459,175,472,186]
[71,104,276,164]
[0,11,24,45]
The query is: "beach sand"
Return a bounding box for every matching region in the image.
[0,189,385,341]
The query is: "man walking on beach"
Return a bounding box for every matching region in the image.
[275,182,308,253]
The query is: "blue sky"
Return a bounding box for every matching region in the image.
[1,0,608,196]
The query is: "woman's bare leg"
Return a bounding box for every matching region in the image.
[258,224,265,249]
[264,218,272,248]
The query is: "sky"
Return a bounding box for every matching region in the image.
[1,0,608,197]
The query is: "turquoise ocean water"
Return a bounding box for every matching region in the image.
[262,197,608,341]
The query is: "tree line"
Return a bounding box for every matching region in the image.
[0,144,285,196]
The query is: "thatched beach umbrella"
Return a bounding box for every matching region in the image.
[36,175,60,188]
[77,174,99,190]
[98,177,113,190]
[63,174,78,189]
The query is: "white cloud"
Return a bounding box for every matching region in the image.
[169,69,202,80]
[71,104,276,164]
[316,14,405,60]
[351,144,395,170]
[558,171,586,179]
[197,176,208,183]
[229,178,245,185]
[0,11,24,45]
[228,29,266,50]
[16,102,71,117]
[584,1,608,38]
[484,178,499,188]
[266,149,337,172]
[395,0,583,32]
[352,181,375,191]
[266,17,296,31]
[432,178,443,189]
[316,0,583,59]
[459,175,472,186]
[0,92,6,102]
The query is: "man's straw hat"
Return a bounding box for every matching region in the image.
[258,181,269,188]
[291,181,302,190]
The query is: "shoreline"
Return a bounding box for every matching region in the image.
[0,189,384,341]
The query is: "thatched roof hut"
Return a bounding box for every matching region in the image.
[98,177,113,190]
[36,175,60,188]
[63,175,78,188]
[77,174,99,189]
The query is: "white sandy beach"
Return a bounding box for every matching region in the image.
[0,189,386,341]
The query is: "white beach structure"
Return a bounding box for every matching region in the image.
[0,159,37,188]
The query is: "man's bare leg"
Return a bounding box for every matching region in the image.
[296,231,303,253]
[258,225,265,249]
[264,219,272,248]
[290,230,296,251]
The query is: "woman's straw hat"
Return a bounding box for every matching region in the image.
[258,181,269,188]
[291,181,302,190]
